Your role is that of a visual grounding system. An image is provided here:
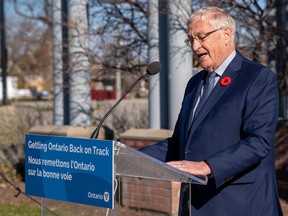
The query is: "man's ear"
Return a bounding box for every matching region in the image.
[223,27,232,44]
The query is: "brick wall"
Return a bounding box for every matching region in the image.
[119,129,181,216]
[275,119,288,170]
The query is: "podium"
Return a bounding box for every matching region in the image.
[25,134,207,215]
[114,141,207,184]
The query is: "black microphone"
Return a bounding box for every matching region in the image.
[90,61,162,139]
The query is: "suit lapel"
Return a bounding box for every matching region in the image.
[182,73,206,141]
[186,53,243,145]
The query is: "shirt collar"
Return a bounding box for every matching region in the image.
[214,50,236,77]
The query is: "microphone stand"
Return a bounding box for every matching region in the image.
[90,73,149,139]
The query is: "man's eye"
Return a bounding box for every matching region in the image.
[188,37,194,42]
[197,34,206,40]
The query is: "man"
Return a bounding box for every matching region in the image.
[140,6,283,216]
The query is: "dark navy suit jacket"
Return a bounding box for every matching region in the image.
[140,52,283,216]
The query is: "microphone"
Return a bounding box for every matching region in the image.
[90,61,161,139]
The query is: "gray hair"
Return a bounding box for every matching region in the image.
[187,6,236,43]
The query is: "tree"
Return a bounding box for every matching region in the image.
[2,0,287,106]
[89,0,148,75]
[5,16,53,90]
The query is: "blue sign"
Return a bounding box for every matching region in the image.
[25,134,114,209]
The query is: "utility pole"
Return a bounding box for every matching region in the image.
[148,0,161,128]
[52,0,64,125]
[276,0,288,119]
[0,0,8,105]
[167,0,192,129]
[68,0,91,126]
[62,0,70,125]
[52,0,91,125]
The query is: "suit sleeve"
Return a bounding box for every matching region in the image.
[139,118,181,162]
[206,67,279,188]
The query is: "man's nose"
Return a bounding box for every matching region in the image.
[192,39,202,52]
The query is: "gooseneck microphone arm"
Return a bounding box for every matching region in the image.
[90,74,148,139]
[90,61,161,139]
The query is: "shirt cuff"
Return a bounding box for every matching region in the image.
[204,160,214,178]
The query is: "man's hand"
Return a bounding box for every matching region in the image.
[166,160,211,177]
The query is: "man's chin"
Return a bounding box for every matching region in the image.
[200,64,213,72]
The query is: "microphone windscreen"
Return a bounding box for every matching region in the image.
[146,61,162,75]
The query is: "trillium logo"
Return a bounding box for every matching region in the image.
[104,192,110,202]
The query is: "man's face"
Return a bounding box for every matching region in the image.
[188,18,231,72]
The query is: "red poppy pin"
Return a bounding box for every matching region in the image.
[220,76,232,86]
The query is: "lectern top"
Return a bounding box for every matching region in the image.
[114,142,208,185]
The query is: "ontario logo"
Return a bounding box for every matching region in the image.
[88,191,110,202]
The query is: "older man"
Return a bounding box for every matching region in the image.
[140,6,283,216]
